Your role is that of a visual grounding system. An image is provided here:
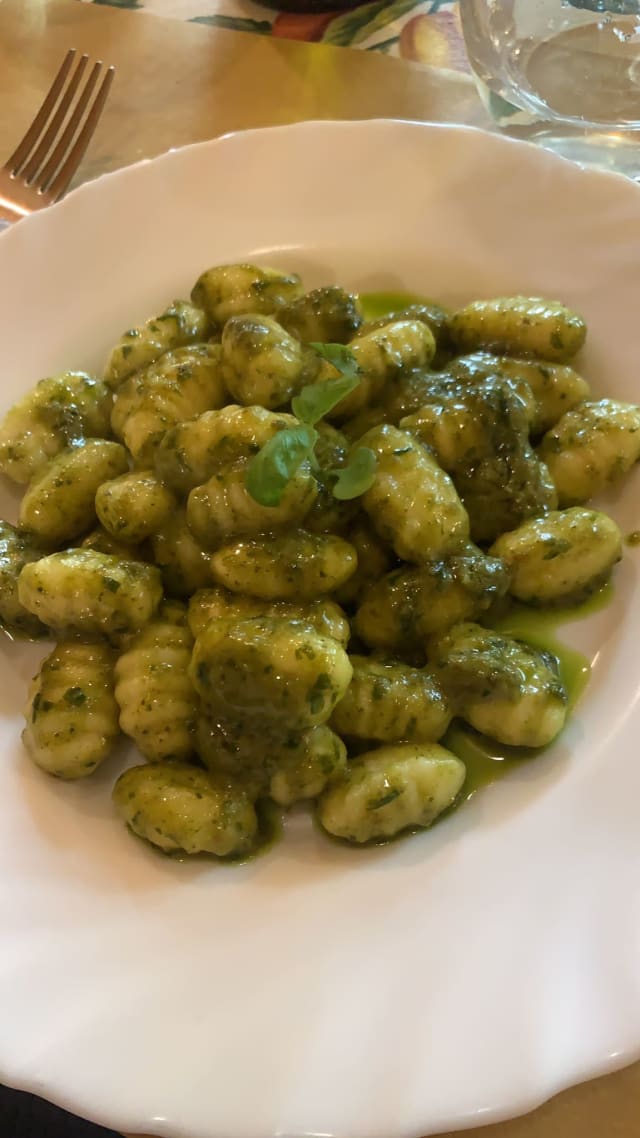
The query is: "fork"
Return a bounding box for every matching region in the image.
[0,49,115,223]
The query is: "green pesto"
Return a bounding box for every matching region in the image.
[222,799,283,863]
[321,593,603,850]
[443,722,544,798]
[491,582,613,637]
[64,687,87,707]
[358,291,428,321]
[279,286,362,344]
[444,594,607,798]
[0,521,47,640]
[367,788,402,811]
[489,607,592,712]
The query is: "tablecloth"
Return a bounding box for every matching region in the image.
[82,0,470,68]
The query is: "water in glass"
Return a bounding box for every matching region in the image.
[460,1,640,176]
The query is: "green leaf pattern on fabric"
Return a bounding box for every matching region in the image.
[322,0,418,48]
[192,15,273,34]
[92,0,144,8]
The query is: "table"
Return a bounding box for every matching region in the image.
[0,2,639,1136]
[0,0,489,183]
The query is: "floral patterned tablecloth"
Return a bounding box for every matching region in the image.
[82,0,469,69]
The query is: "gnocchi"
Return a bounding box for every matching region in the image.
[190,616,353,732]
[96,470,176,544]
[104,301,208,390]
[191,263,303,327]
[0,522,47,638]
[329,320,436,420]
[317,743,465,844]
[112,762,258,857]
[538,399,640,505]
[19,440,128,545]
[150,509,213,598]
[330,657,452,745]
[221,315,318,410]
[0,265,636,862]
[0,371,112,484]
[111,344,227,466]
[187,586,350,646]
[449,297,586,363]
[115,602,198,762]
[23,641,119,779]
[490,508,622,606]
[211,531,358,600]
[155,404,300,497]
[279,286,362,345]
[356,301,452,368]
[400,374,558,543]
[357,424,469,560]
[354,545,510,654]
[18,550,163,642]
[449,351,590,435]
[185,408,317,547]
[268,726,347,807]
[430,623,568,748]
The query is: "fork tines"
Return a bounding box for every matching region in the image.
[4,48,115,202]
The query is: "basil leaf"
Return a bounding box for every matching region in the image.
[309,342,360,379]
[290,343,361,425]
[292,374,360,426]
[246,425,318,507]
[331,447,377,501]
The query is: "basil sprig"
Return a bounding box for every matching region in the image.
[331,446,377,501]
[245,425,318,508]
[246,342,378,507]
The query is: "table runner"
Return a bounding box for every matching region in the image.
[81,0,469,68]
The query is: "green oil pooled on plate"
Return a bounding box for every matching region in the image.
[443,723,539,798]
[358,291,430,321]
[444,585,613,799]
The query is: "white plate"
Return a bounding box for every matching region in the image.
[2,120,640,1138]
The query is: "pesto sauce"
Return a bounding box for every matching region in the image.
[0,622,47,644]
[248,588,612,853]
[223,798,283,865]
[444,586,613,800]
[358,291,429,322]
[306,589,612,851]
[443,723,534,798]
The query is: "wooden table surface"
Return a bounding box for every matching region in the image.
[0,1,638,1136]
[0,0,490,183]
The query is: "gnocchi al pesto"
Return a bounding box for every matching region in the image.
[0,262,637,861]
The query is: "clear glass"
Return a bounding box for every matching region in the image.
[460,0,640,177]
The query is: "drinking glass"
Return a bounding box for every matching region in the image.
[460,0,640,176]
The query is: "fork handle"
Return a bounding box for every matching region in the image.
[0,202,25,223]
